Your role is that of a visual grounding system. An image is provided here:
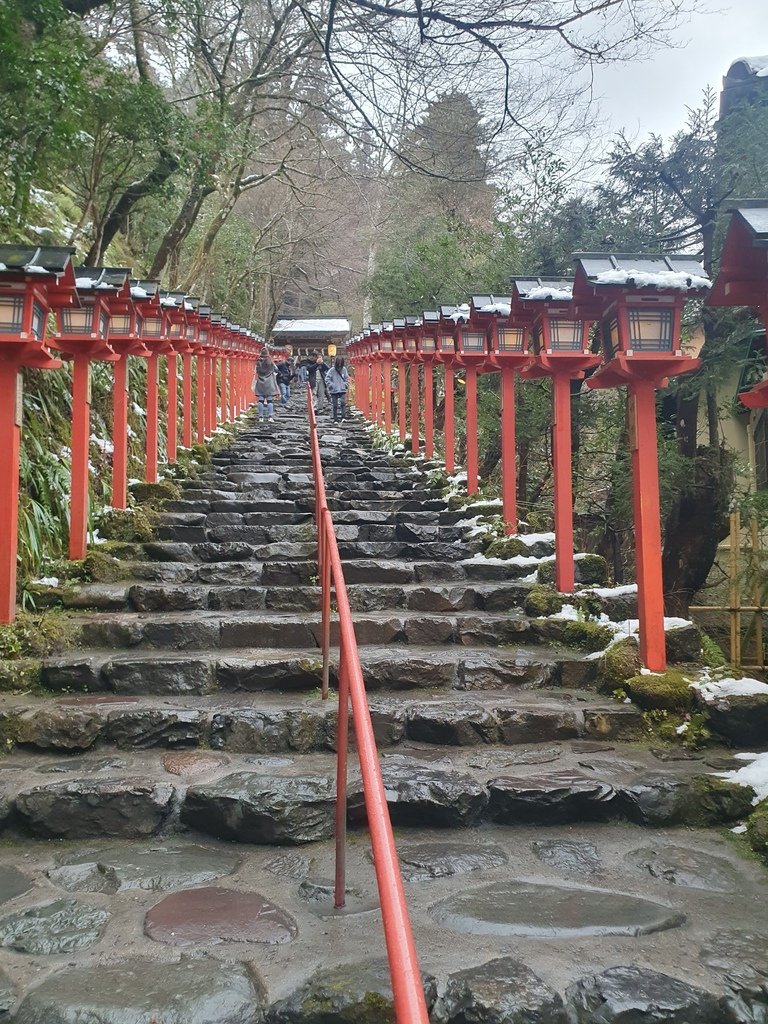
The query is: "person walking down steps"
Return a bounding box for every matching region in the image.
[311,352,329,414]
[254,351,280,423]
[325,355,349,423]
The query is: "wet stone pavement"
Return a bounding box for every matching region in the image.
[0,390,765,1021]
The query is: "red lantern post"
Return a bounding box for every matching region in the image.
[109,280,154,508]
[0,245,75,622]
[573,252,710,671]
[140,293,175,482]
[513,279,601,587]
[367,326,383,426]
[416,316,438,459]
[434,309,459,475]
[708,201,768,407]
[447,304,483,493]
[53,268,125,559]
[391,321,408,442]
[379,323,394,433]
[403,318,422,454]
[475,294,529,535]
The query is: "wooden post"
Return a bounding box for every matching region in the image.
[552,373,575,592]
[500,366,516,535]
[182,353,193,448]
[0,365,22,622]
[423,363,434,458]
[465,365,478,495]
[444,364,455,475]
[196,355,206,443]
[383,359,392,433]
[112,355,129,509]
[398,363,407,442]
[145,352,159,483]
[70,355,91,559]
[166,353,178,463]
[410,363,420,454]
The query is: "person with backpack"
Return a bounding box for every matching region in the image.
[325,356,350,423]
[254,351,280,422]
[275,357,295,407]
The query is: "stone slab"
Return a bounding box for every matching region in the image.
[145,886,297,945]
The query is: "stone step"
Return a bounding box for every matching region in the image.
[0,825,762,1021]
[0,743,751,844]
[0,689,640,756]
[61,579,540,614]
[139,539,482,563]
[67,608,554,651]
[37,643,596,694]
[155,522,470,545]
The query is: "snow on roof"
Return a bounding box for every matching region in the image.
[593,268,711,291]
[273,317,350,335]
[131,286,149,299]
[478,301,512,316]
[525,285,572,301]
[733,55,768,77]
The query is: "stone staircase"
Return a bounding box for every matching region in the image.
[0,389,765,1022]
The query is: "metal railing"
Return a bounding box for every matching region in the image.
[307,389,430,1024]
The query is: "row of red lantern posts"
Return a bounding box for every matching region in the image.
[0,245,264,624]
[349,250,713,674]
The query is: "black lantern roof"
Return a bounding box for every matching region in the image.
[422,310,440,324]
[405,316,422,327]
[198,304,212,318]
[130,280,160,301]
[471,294,513,312]
[392,318,406,329]
[573,254,710,291]
[160,290,187,308]
[74,267,130,292]
[439,304,470,323]
[0,244,75,275]
[511,278,573,300]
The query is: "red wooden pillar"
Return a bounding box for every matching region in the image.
[229,359,237,421]
[0,365,22,623]
[443,365,455,474]
[383,358,392,433]
[423,363,434,458]
[196,355,206,443]
[500,366,516,534]
[363,362,371,419]
[398,363,407,442]
[630,379,667,672]
[182,353,193,448]
[70,355,91,559]
[410,363,420,454]
[112,355,129,509]
[205,357,215,435]
[220,357,228,424]
[374,361,382,425]
[465,365,478,494]
[166,354,178,463]
[552,373,575,591]
[145,352,160,484]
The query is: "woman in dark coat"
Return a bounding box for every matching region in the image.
[254,353,280,422]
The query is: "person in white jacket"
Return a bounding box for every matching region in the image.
[324,356,349,423]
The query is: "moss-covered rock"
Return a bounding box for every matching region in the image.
[625,670,693,712]
[22,584,69,610]
[94,541,146,562]
[688,776,755,826]
[524,585,564,618]
[0,612,77,661]
[97,507,156,543]
[747,799,768,864]
[571,591,605,621]
[447,494,470,511]
[83,550,125,584]
[596,636,643,692]
[0,659,43,693]
[574,554,609,586]
[484,537,528,560]
[533,617,614,653]
[665,623,703,664]
[129,480,182,505]
[536,560,556,585]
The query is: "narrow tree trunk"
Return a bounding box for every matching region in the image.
[149,183,216,281]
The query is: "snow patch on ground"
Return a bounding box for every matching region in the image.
[32,577,59,588]
[585,616,694,659]
[517,532,555,546]
[716,751,768,804]
[587,583,638,598]
[692,677,768,700]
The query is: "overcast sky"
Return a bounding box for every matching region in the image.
[591,0,767,141]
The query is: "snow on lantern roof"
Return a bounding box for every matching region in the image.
[74,267,130,291]
[729,55,768,78]
[440,304,470,323]
[405,316,422,327]
[573,253,710,292]
[511,277,573,302]
[130,280,159,301]
[472,294,512,315]
[0,244,75,276]
[729,200,768,242]
[272,316,350,336]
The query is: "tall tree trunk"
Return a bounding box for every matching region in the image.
[85,150,179,266]
[149,182,216,281]
[181,190,240,292]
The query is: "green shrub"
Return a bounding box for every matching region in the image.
[0,612,77,661]
[524,585,564,617]
[625,670,693,712]
[572,591,605,620]
[701,631,727,668]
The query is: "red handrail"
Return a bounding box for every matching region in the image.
[306,389,430,1024]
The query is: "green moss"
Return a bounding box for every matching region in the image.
[747,799,768,864]
[447,494,470,510]
[536,560,556,585]
[597,637,642,691]
[0,712,20,752]
[96,507,156,543]
[485,537,528,559]
[0,612,77,661]
[0,659,43,693]
[575,554,609,585]
[524,585,564,617]
[190,443,211,465]
[688,775,756,826]
[427,470,450,490]
[701,631,727,668]
[129,480,182,505]
[625,670,693,712]
[83,550,125,584]
[95,541,146,561]
[560,620,613,652]
[572,592,605,620]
